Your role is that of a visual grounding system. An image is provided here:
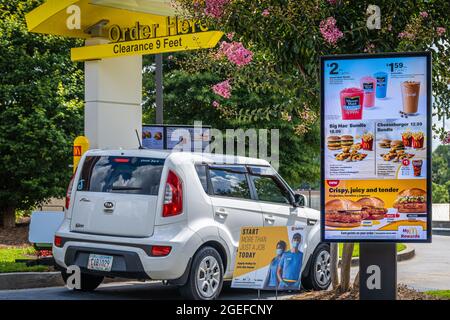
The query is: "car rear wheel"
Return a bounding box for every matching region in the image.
[61,270,104,292]
[302,243,331,291]
[179,246,224,300]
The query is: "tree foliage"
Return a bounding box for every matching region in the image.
[432,145,450,203]
[177,0,450,140]
[0,0,84,226]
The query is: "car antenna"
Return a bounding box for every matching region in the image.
[135,129,144,150]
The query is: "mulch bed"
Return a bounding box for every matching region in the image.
[0,220,31,248]
[292,284,442,300]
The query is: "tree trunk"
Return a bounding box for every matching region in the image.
[339,242,354,293]
[330,243,340,289]
[1,207,16,228]
[353,270,360,290]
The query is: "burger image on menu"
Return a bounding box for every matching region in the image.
[378,138,391,149]
[340,135,354,148]
[356,197,387,220]
[327,136,341,150]
[393,188,427,213]
[325,199,362,228]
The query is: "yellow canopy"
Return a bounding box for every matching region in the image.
[26,0,177,39]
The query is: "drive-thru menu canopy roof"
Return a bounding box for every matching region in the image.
[26,0,223,61]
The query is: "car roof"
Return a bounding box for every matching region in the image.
[84,149,271,167]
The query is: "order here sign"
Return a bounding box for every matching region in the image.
[320,52,432,243]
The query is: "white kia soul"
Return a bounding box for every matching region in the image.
[53,149,330,299]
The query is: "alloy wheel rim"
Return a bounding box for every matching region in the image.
[196,256,221,298]
[315,250,331,286]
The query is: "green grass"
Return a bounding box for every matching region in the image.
[0,247,49,273]
[425,290,450,299]
[338,243,407,258]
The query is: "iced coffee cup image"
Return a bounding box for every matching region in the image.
[401,81,421,115]
[340,87,364,120]
[374,72,388,99]
[360,76,376,108]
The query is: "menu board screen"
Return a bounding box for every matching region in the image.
[166,126,211,151]
[320,52,431,242]
[142,125,212,152]
[142,126,165,150]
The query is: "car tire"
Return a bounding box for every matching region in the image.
[61,270,104,292]
[302,243,331,291]
[179,246,224,300]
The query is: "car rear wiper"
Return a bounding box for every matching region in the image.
[111,187,142,191]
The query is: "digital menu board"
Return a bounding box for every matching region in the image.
[320,52,432,242]
[166,126,211,151]
[142,126,165,150]
[142,125,211,152]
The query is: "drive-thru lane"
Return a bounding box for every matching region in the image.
[0,281,295,300]
[0,235,449,300]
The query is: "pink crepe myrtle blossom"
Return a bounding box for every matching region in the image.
[443,131,450,145]
[226,32,235,41]
[437,27,446,36]
[420,11,429,18]
[204,0,230,19]
[217,41,253,67]
[212,79,232,99]
[364,43,376,53]
[262,9,270,16]
[212,100,220,108]
[327,0,338,4]
[319,17,344,45]
[399,31,415,40]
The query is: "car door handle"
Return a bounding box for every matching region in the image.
[215,209,228,219]
[265,216,275,224]
[79,198,91,203]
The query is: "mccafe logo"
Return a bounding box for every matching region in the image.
[108,17,209,43]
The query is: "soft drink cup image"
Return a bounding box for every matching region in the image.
[360,76,376,108]
[374,72,388,99]
[340,87,364,120]
[412,160,423,177]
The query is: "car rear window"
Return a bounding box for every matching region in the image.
[78,156,165,195]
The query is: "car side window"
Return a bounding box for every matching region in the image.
[209,167,251,200]
[195,165,208,193]
[250,175,291,204]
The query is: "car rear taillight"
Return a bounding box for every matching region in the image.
[162,170,183,217]
[54,235,62,248]
[65,173,76,210]
[151,246,172,257]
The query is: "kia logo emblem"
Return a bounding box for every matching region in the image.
[104,202,114,209]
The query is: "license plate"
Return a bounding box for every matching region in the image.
[87,254,113,272]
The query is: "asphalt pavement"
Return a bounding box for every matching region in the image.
[0,235,449,300]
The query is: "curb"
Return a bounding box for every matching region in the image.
[0,272,128,291]
[0,272,64,290]
[339,245,415,267]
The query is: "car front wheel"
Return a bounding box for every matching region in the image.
[302,243,331,291]
[179,246,224,300]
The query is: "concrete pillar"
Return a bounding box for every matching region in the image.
[84,38,142,149]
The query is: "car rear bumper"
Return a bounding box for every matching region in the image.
[53,219,202,281]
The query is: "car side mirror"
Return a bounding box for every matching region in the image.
[294,194,307,207]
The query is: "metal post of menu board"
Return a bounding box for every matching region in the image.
[359,243,397,300]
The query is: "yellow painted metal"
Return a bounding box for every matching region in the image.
[26,0,176,39]
[71,31,223,61]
